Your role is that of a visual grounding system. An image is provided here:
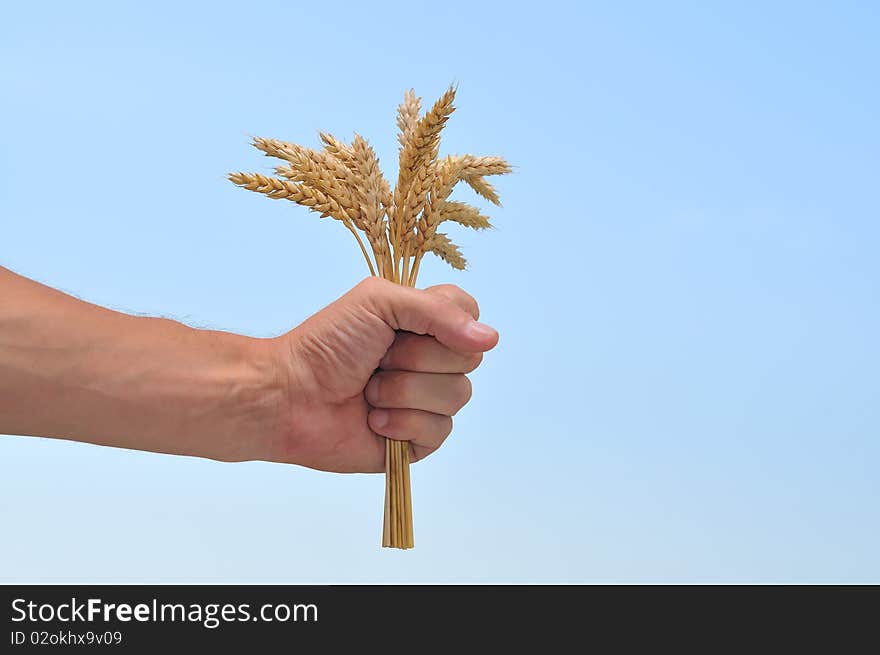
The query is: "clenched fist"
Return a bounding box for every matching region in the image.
[267,277,499,472]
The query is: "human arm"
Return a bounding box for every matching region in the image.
[0,267,498,472]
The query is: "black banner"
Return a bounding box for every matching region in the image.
[0,585,875,649]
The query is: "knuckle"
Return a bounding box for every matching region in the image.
[463,294,480,320]
[440,415,453,439]
[429,292,455,312]
[451,375,472,412]
[428,284,479,319]
[422,296,455,333]
[463,352,483,373]
[356,275,388,296]
[429,283,459,295]
[450,286,479,319]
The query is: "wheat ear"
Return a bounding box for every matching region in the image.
[394,86,456,275]
[319,132,358,169]
[426,233,467,270]
[229,171,375,274]
[352,134,392,277]
[439,201,493,230]
[396,89,421,147]
[251,136,305,162]
[463,175,501,205]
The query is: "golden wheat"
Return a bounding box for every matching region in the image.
[463,175,501,206]
[230,86,510,549]
[455,155,513,178]
[394,87,456,267]
[319,131,357,166]
[251,136,303,163]
[427,233,467,270]
[439,201,493,230]
[228,172,347,219]
[275,152,365,225]
[396,89,421,147]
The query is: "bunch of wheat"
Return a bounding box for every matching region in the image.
[230,86,510,549]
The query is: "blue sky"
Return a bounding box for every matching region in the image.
[1,1,878,582]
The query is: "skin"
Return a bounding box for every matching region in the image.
[0,267,498,473]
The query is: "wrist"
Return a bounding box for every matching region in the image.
[188,328,289,463]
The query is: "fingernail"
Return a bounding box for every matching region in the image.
[468,321,498,341]
[366,376,381,404]
[370,409,389,429]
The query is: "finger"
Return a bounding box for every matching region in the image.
[380,332,483,373]
[366,371,472,416]
[355,277,498,353]
[368,408,453,461]
[425,284,480,320]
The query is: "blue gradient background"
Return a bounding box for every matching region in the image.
[1,2,878,582]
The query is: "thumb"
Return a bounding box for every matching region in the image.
[356,277,499,353]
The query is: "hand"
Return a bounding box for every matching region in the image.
[0,267,497,472]
[265,277,499,473]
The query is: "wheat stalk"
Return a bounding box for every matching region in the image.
[230,86,510,549]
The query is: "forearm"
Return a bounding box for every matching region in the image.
[0,266,285,461]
